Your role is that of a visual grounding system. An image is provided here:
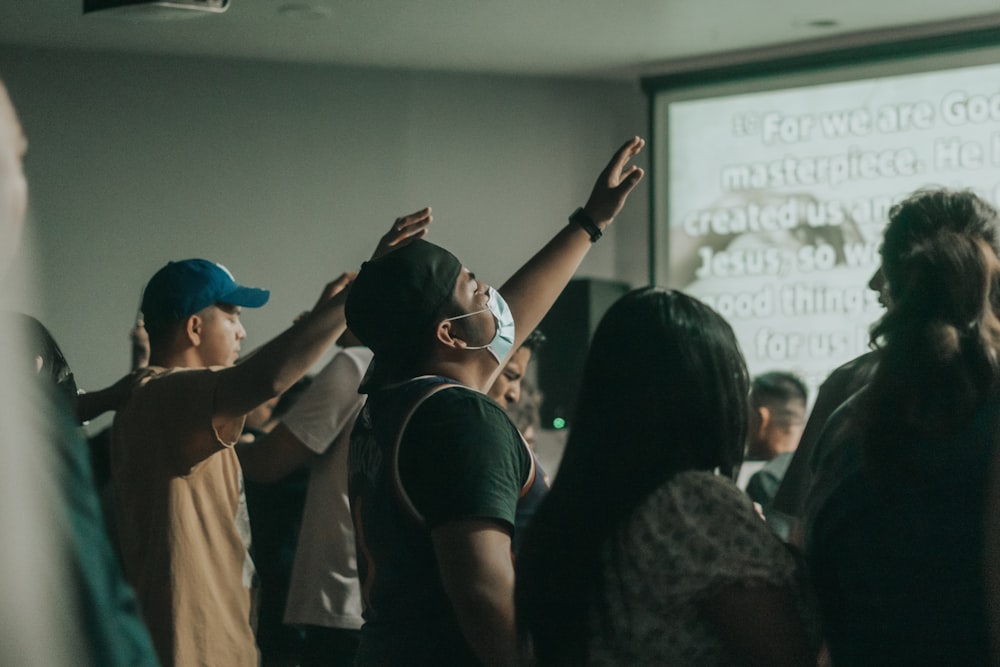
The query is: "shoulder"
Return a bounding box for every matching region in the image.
[415,384,512,430]
[652,470,755,519]
[129,366,220,404]
[820,350,879,398]
[635,471,783,558]
[809,393,864,477]
[626,471,798,591]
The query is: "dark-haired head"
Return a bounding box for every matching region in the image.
[559,287,749,483]
[9,313,78,404]
[877,189,1000,340]
[516,287,749,664]
[864,189,1000,480]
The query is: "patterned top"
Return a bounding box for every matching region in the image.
[588,471,805,666]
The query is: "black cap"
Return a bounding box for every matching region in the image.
[346,240,462,389]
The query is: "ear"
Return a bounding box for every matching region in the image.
[435,319,468,350]
[185,314,202,347]
[756,405,771,436]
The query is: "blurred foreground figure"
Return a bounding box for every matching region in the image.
[0,79,159,666]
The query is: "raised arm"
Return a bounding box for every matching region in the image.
[213,272,355,423]
[238,345,369,483]
[237,422,315,483]
[500,137,644,355]
[214,210,433,439]
[74,368,153,424]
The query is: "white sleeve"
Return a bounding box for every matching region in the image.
[280,347,373,455]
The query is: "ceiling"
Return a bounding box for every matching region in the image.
[2,1,1000,80]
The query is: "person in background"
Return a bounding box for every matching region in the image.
[766,269,886,542]
[237,329,373,667]
[745,371,808,513]
[487,328,549,553]
[240,375,313,667]
[516,287,817,666]
[487,328,546,411]
[506,375,543,448]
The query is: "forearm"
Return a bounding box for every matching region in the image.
[236,423,314,483]
[215,297,346,420]
[74,386,115,424]
[501,136,643,355]
[74,370,146,423]
[450,581,519,666]
[500,221,593,352]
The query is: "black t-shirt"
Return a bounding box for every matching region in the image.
[348,376,530,665]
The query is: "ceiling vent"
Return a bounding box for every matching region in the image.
[84,0,229,19]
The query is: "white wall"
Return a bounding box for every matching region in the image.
[0,47,647,428]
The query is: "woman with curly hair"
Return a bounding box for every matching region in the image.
[806,189,1000,665]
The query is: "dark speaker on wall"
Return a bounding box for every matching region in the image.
[537,278,630,431]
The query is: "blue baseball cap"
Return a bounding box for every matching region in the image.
[141,259,270,335]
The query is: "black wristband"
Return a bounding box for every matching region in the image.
[569,207,602,242]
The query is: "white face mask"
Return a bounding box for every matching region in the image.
[444,286,516,365]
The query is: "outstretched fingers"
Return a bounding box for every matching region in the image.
[372,207,433,258]
[604,136,645,186]
[311,271,358,311]
[584,136,646,224]
[614,163,645,198]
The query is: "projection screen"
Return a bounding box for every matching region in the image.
[648,34,1000,392]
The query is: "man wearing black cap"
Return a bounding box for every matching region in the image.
[345,137,645,665]
[111,215,429,667]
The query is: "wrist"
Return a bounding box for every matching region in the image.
[569,207,604,243]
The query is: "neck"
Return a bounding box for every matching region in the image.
[149,346,206,370]
[422,355,498,392]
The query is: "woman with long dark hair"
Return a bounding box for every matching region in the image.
[805,189,1000,665]
[515,287,816,665]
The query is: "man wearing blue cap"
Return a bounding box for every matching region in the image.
[345,137,645,665]
[111,215,429,667]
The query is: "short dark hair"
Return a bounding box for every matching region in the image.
[751,371,807,428]
[520,328,547,353]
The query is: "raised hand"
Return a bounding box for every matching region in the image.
[582,137,645,226]
[310,271,358,313]
[371,207,433,259]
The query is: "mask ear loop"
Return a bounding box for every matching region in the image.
[442,288,499,349]
[446,309,500,351]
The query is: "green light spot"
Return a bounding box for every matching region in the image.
[552,417,566,429]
